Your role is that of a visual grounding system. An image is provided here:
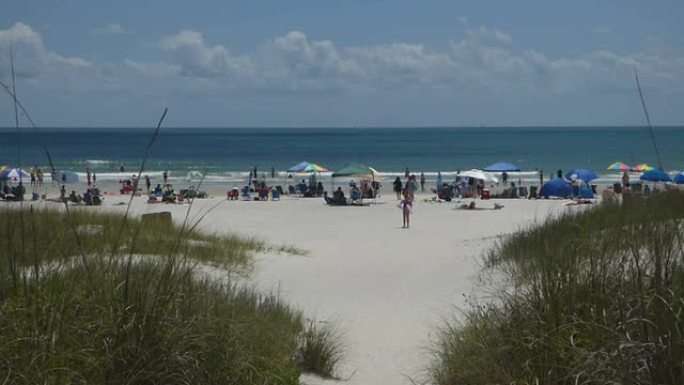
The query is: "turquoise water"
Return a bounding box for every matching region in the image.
[0,127,682,182]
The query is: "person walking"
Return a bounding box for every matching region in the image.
[86,167,92,186]
[393,177,403,200]
[404,167,410,179]
[163,170,169,185]
[420,172,425,192]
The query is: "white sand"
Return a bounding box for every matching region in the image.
[39,192,575,384]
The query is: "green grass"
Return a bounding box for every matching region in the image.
[431,192,684,385]
[0,206,339,384]
[296,320,346,379]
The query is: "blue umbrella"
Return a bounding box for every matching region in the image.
[540,178,572,198]
[640,169,671,182]
[674,173,684,184]
[483,162,520,172]
[565,169,598,183]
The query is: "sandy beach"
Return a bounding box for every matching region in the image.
[32,189,573,384]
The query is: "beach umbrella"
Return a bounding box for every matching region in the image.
[0,167,30,181]
[674,173,684,184]
[288,161,311,173]
[540,178,573,198]
[607,162,631,171]
[483,162,520,172]
[300,163,329,173]
[632,164,654,172]
[640,169,671,182]
[565,168,598,183]
[458,169,499,183]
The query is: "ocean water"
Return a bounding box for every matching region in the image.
[1,126,682,185]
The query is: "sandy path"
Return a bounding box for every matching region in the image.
[91,193,568,384]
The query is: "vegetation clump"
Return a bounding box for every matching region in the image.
[431,192,684,384]
[0,207,340,384]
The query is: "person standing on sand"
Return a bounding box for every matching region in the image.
[622,171,630,188]
[271,167,275,179]
[93,172,96,184]
[420,172,425,192]
[86,167,92,186]
[393,177,403,200]
[163,170,169,185]
[539,170,544,186]
[400,192,412,228]
[145,175,151,194]
[404,167,410,179]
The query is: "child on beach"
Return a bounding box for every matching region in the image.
[400,193,412,228]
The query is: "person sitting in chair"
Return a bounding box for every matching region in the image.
[69,190,82,204]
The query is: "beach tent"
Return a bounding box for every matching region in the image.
[540,178,572,198]
[483,162,520,172]
[458,169,498,183]
[607,162,631,171]
[52,170,79,184]
[577,181,594,199]
[332,163,380,202]
[640,169,671,182]
[674,173,684,184]
[632,164,654,172]
[565,168,598,183]
[332,163,380,179]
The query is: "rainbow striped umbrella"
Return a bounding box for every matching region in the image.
[632,164,655,172]
[606,162,631,171]
[300,163,329,173]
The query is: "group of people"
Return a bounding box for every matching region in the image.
[61,184,102,205]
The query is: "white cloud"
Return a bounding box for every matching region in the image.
[0,22,91,79]
[159,30,252,78]
[146,26,684,95]
[92,23,125,35]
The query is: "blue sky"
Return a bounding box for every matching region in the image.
[0,0,682,127]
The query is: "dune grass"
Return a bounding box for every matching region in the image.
[0,206,340,384]
[431,192,684,384]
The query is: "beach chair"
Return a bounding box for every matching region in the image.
[272,189,281,201]
[518,186,528,198]
[240,186,251,200]
[288,185,297,196]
